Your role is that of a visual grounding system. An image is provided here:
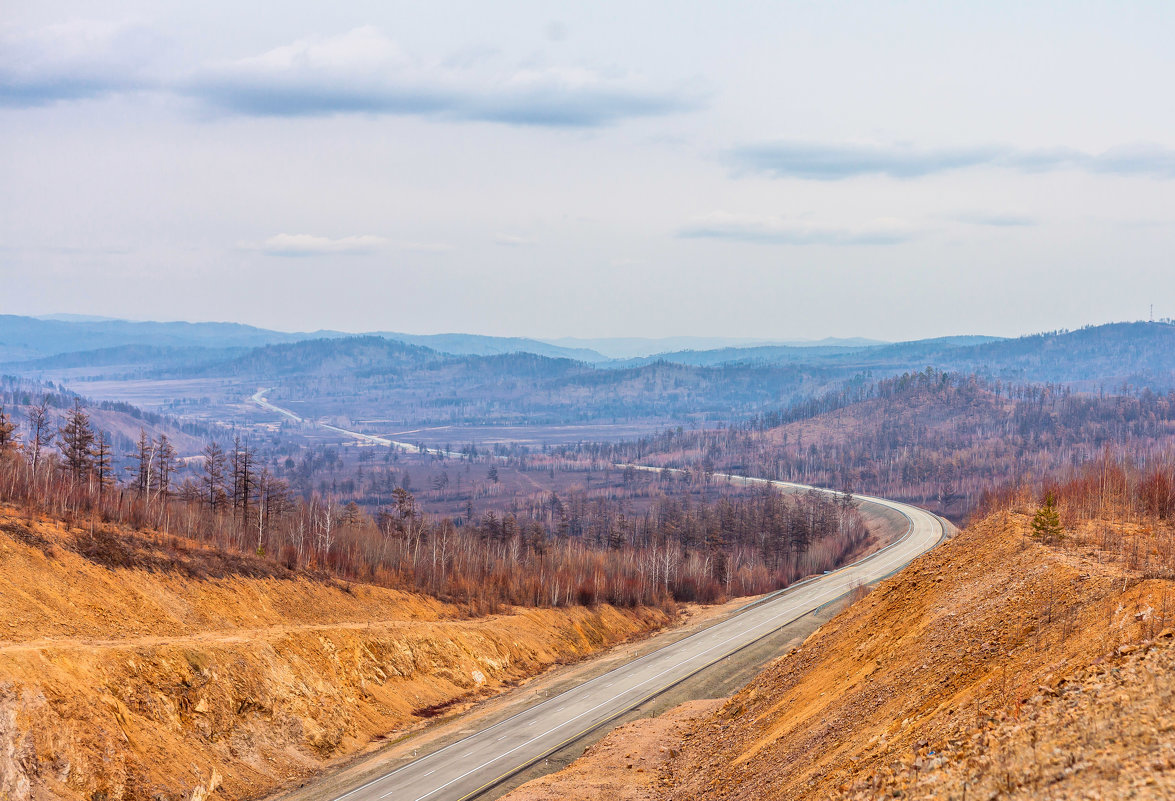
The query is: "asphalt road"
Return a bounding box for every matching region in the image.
[323,478,947,801]
[251,389,462,457]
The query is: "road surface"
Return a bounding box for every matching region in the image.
[321,478,946,801]
[251,389,460,456]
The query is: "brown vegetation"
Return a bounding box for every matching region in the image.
[0,407,868,612]
[610,370,1175,519]
[502,457,1175,801]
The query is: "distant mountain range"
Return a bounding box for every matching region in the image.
[0,315,611,364]
[0,315,896,366]
[4,315,1174,401]
[543,336,888,360]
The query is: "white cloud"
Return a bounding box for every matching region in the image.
[729,140,1175,181]
[678,213,918,246]
[0,19,162,106]
[259,233,388,256]
[183,27,698,126]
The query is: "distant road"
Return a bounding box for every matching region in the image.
[250,389,460,457]
[251,388,303,422]
[252,391,948,801]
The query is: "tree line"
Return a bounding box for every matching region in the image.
[0,399,868,614]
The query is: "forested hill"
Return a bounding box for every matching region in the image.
[6,315,1174,391]
[933,321,1175,388]
[6,319,1175,428]
[184,336,444,378]
[0,375,211,456]
[613,369,1175,520]
[162,320,1175,393]
[217,338,839,426]
[670,323,1175,389]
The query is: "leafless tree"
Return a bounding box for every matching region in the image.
[24,398,52,476]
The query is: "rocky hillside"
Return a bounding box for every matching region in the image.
[504,499,1175,800]
[0,507,669,801]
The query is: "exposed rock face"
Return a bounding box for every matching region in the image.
[0,508,668,801]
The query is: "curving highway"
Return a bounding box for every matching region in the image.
[318,473,947,801]
[248,392,948,801]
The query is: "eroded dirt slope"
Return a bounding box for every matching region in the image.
[504,510,1175,801]
[0,508,668,801]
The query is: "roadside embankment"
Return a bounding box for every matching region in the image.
[0,508,668,801]
[503,508,1175,800]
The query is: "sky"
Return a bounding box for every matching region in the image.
[2,1,1173,340]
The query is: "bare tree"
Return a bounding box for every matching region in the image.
[24,398,52,475]
[155,434,176,498]
[93,431,113,499]
[129,428,155,496]
[232,435,255,530]
[202,441,227,512]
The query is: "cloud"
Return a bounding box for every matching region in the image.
[678,213,917,246]
[0,23,697,127]
[729,141,1175,181]
[0,19,161,107]
[1081,142,1175,178]
[259,233,388,256]
[494,233,536,246]
[951,211,1037,227]
[729,142,998,181]
[183,27,697,127]
[398,241,454,253]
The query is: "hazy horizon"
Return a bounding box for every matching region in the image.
[17,310,1162,346]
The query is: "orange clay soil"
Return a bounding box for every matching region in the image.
[503,509,1175,801]
[0,507,669,801]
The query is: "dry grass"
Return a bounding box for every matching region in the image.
[499,507,1175,801]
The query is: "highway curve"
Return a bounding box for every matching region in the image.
[318,475,948,801]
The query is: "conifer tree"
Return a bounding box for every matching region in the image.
[1030,491,1063,542]
[0,406,16,452]
[58,398,95,483]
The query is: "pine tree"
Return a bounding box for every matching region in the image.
[58,398,95,483]
[1030,491,1063,542]
[0,406,17,452]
